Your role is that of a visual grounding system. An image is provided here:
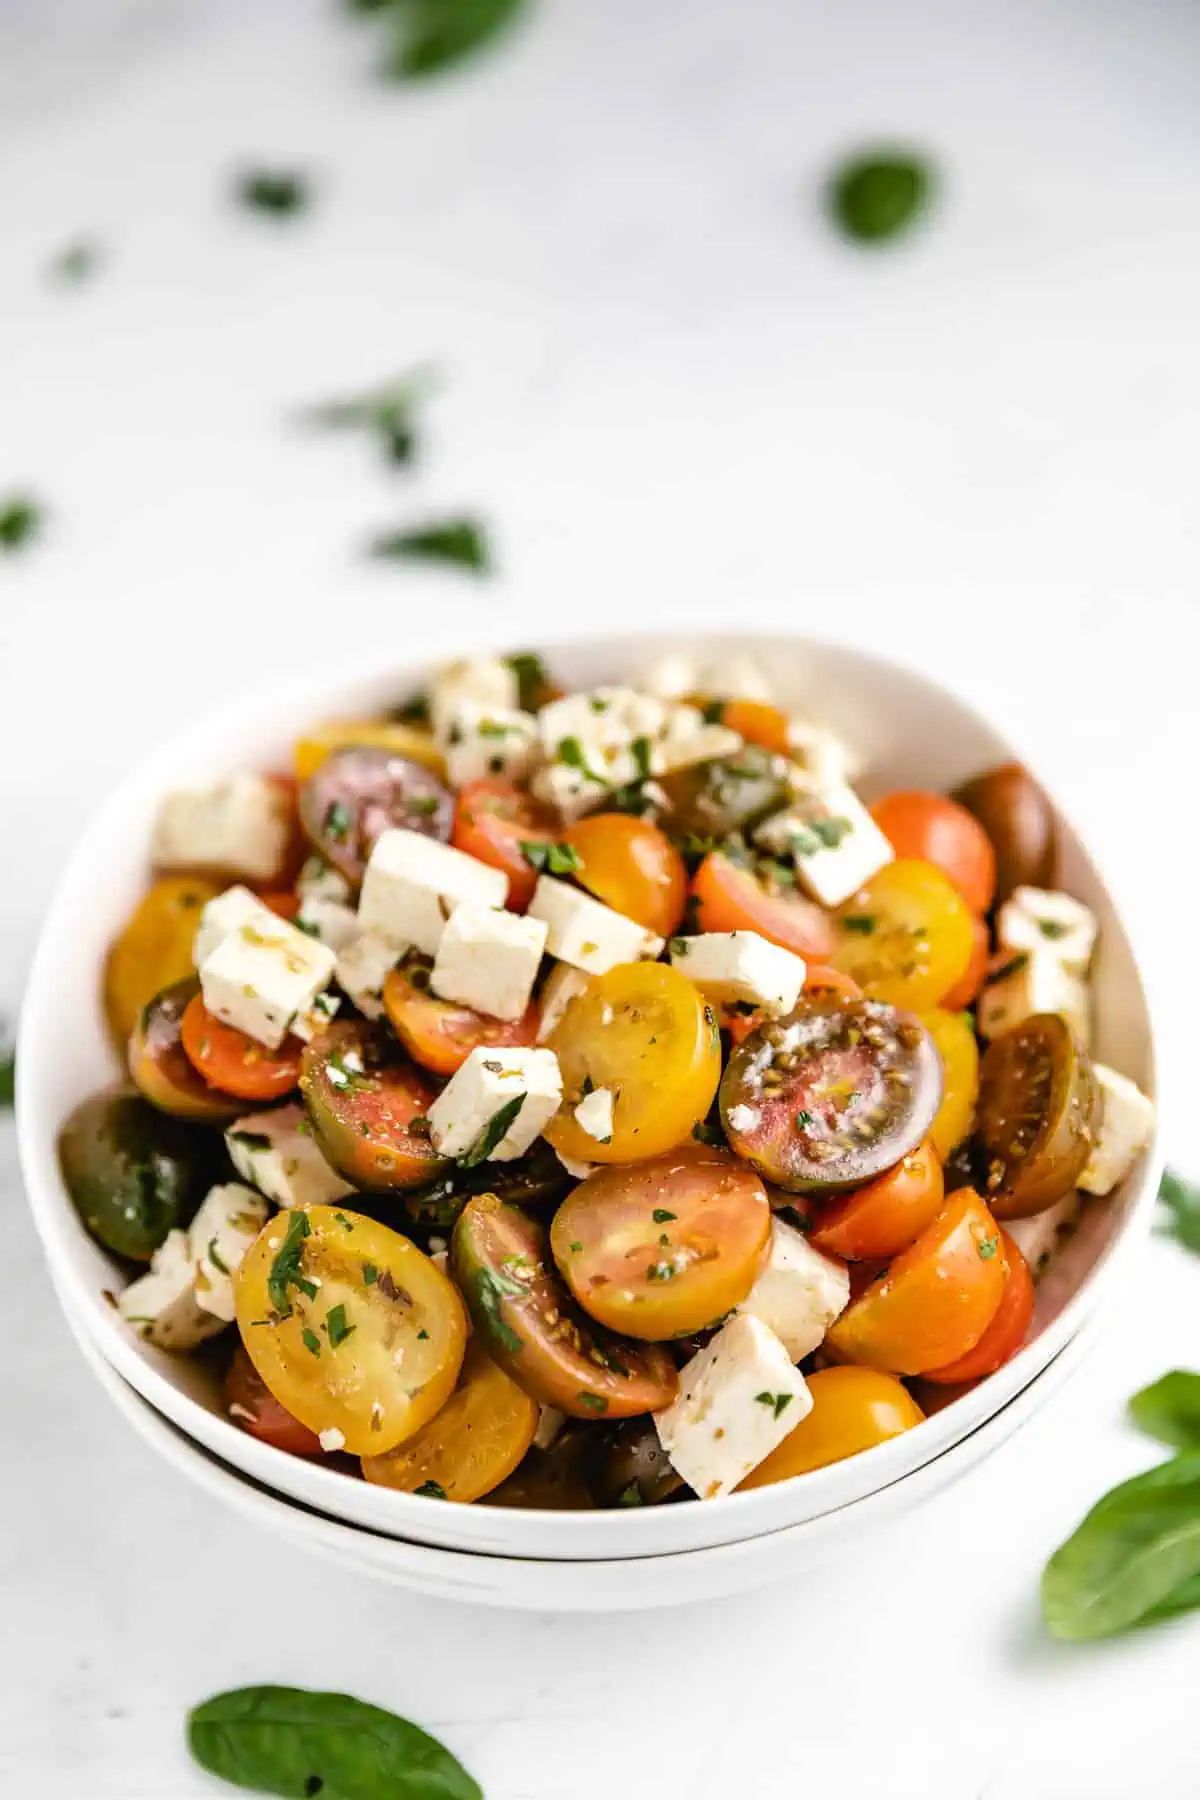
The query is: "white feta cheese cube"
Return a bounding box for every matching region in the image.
[754,783,893,909]
[431,903,547,1021]
[358,828,508,954]
[651,711,743,778]
[118,1231,226,1351]
[188,1182,270,1323]
[290,992,342,1043]
[533,1406,566,1450]
[296,896,360,955]
[534,686,677,817]
[976,949,1090,1047]
[786,719,858,786]
[430,656,519,738]
[537,962,592,1041]
[573,1086,615,1143]
[427,1046,563,1163]
[296,855,352,906]
[527,876,664,975]
[335,930,401,1020]
[654,1315,811,1500]
[1005,1191,1080,1277]
[736,1218,850,1361]
[996,886,1097,977]
[443,705,539,788]
[1079,1064,1155,1196]
[151,774,290,883]
[199,913,336,1050]
[193,885,280,967]
[226,1103,354,1209]
[669,931,805,1016]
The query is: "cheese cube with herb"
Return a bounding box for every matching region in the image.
[444,705,538,788]
[198,912,336,1050]
[786,719,859,787]
[358,828,508,954]
[996,887,1097,977]
[1005,1190,1080,1278]
[188,1182,270,1324]
[431,902,548,1021]
[289,991,342,1043]
[226,1104,354,1210]
[736,1217,850,1361]
[976,949,1090,1047]
[537,962,592,1041]
[192,884,280,967]
[427,1045,563,1163]
[118,1230,226,1352]
[296,895,360,954]
[1079,1064,1155,1196]
[151,773,290,883]
[654,1315,811,1500]
[527,876,664,975]
[430,656,518,738]
[574,1085,615,1143]
[754,783,893,909]
[669,931,805,1016]
[296,856,352,906]
[533,686,673,818]
[334,930,400,1020]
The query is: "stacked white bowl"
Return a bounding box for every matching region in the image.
[17,632,1161,1611]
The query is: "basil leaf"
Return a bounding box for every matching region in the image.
[1129,1371,1200,1451]
[48,239,102,286]
[1158,1168,1200,1254]
[303,368,439,469]
[1041,1453,1200,1640]
[827,151,933,245]
[459,1093,526,1168]
[236,168,311,217]
[0,1048,12,1109]
[370,517,490,573]
[0,496,42,553]
[385,0,529,80]
[188,1685,481,1800]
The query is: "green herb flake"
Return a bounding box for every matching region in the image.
[810,815,852,850]
[414,1480,448,1499]
[616,1481,644,1507]
[1038,918,1070,940]
[556,735,605,785]
[842,914,877,935]
[0,1050,14,1109]
[362,1262,379,1287]
[267,1211,317,1318]
[569,1240,582,1254]
[236,168,311,218]
[460,1093,526,1168]
[0,497,42,554]
[301,1327,321,1357]
[652,1209,677,1224]
[646,1261,676,1282]
[795,1109,814,1130]
[519,839,582,875]
[827,150,934,246]
[977,1234,1000,1260]
[630,736,653,781]
[323,800,353,843]
[381,0,530,80]
[303,365,438,468]
[472,1266,525,1354]
[370,516,490,573]
[325,1303,356,1348]
[333,1212,355,1233]
[577,1391,608,1414]
[1159,1169,1200,1254]
[48,239,102,286]
[207,1238,231,1276]
[755,1391,793,1420]
[506,651,551,711]
[417,1327,430,1340]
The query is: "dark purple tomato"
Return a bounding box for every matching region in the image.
[298,747,452,885]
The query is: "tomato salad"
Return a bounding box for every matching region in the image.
[60,650,1155,1507]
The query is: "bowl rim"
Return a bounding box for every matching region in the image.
[17,623,1162,1560]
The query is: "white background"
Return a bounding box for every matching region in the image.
[3,1,1200,1794]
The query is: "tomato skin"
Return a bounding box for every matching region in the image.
[130,979,240,1121]
[726,964,864,1047]
[564,815,687,937]
[833,859,975,1011]
[738,1366,923,1489]
[826,1187,1008,1375]
[871,791,996,915]
[717,699,791,756]
[920,1008,980,1161]
[180,995,302,1101]
[225,1344,324,1458]
[452,778,556,912]
[257,890,301,922]
[953,763,1055,906]
[809,1139,944,1262]
[362,1340,538,1502]
[294,719,445,783]
[922,1231,1034,1383]
[941,913,989,1009]
[382,966,539,1078]
[692,852,835,960]
[300,1020,448,1191]
[104,875,221,1048]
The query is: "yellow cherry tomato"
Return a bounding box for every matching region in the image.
[234,1206,467,1456]
[361,1340,538,1502]
[831,859,975,1010]
[920,1006,981,1159]
[293,719,445,783]
[104,875,221,1047]
[738,1366,924,1489]
[545,962,722,1165]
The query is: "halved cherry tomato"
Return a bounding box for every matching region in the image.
[719,996,942,1194]
[564,814,687,937]
[826,1187,1008,1375]
[235,1206,467,1456]
[104,875,221,1047]
[831,859,975,1010]
[299,1019,448,1190]
[715,699,791,756]
[920,1007,980,1160]
[550,1148,772,1340]
[941,913,989,1009]
[976,1014,1099,1218]
[692,852,835,960]
[130,979,240,1121]
[725,964,864,1047]
[382,962,539,1078]
[451,1195,678,1418]
[180,994,302,1102]
[922,1230,1034,1383]
[362,1339,539,1501]
[225,1342,323,1458]
[809,1138,943,1261]
[953,763,1055,906]
[870,791,996,915]
[452,777,558,912]
[294,719,446,783]
[738,1366,924,1489]
[546,962,722,1165]
[299,747,452,885]
[257,890,301,922]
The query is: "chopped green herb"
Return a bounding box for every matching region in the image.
[333,1213,354,1232]
[460,1094,526,1168]
[323,800,352,843]
[977,1234,1000,1261]
[630,736,653,781]
[988,952,1029,984]
[0,1050,13,1109]
[616,1482,644,1506]
[569,1240,582,1254]
[827,150,934,245]
[236,168,311,218]
[207,1238,231,1276]
[668,937,689,958]
[472,1266,524,1354]
[417,1327,430,1340]
[379,0,530,79]
[842,914,877,935]
[577,1391,608,1414]
[292,916,321,938]
[795,1109,814,1130]
[1159,1169,1200,1255]
[325,1303,356,1348]
[0,497,42,554]
[414,1480,447,1499]
[519,839,582,875]
[48,239,102,286]
[646,1261,676,1282]
[302,366,438,467]
[556,735,605,785]
[702,699,727,725]
[370,516,490,573]
[810,815,852,850]
[363,1262,379,1287]
[301,1327,321,1357]
[693,1117,725,1147]
[1038,918,1069,941]
[652,1209,677,1224]
[755,1391,793,1420]
[267,1212,317,1318]
[506,650,551,711]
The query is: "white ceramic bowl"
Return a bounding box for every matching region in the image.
[18,628,1160,1563]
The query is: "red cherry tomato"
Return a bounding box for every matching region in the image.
[809,1138,944,1262]
[382,965,540,1078]
[921,1230,1034,1384]
[224,1343,324,1458]
[452,778,558,912]
[870,792,996,915]
[180,995,301,1101]
[564,814,687,937]
[692,852,835,960]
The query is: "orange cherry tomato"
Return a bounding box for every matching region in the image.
[692,852,835,960]
[870,791,996,916]
[809,1138,944,1262]
[832,860,974,1011]
[564,814,687,937]
[738,1366,924,1489]
[452,778,558,912]
[922,1230,1034,1384]
[179,994,302,1101]
[826,1187,1008,1375]
[941,913,989,1009]
[382,964,540,1077]
[716,699,791,756]
[225,1343,324,1458]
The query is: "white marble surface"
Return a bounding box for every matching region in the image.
[3,1,1200,1793]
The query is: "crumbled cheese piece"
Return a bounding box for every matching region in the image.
[537,962,592,1041]
[573,1086,615,1143]
[118,1230,228,1351]
[188,1183,270,1323]
[755,783,893,909]
[654,1315,811,1500]
[1005,1190,1080,1277]
[198,913,336,1050]
[151,774,290,883]
[736,1218,850,1361]
[554,1147,598,1180]
[335,930,401,1020]
[443,705,539,788]
[726,1103,760,1132]
[1079,1064,1155,1196]
[430,657,519,738]
[358,828,508,954]
[319,1428,346,1453]
[427,1046,563,1162]
[296,856,352,906]
[976,949,1090,1047]
[527,876,663,975]
[431,902,548,1021]
[226,1103,354,1209]
[996,887,1097,977]
[193,885,280,967]
[651,712,743,778]
[295,895,360,955]
[669,930,805,1016]
[786,719,858,786]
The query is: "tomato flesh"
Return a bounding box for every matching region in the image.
[225,1343,324,1458]
[871,791,996,915]
[941,912,990,1009]
[976,1014,1098,1218]
[129,979,240,1121]
[300,1020,448,1190]
[809,1138,943,1261]
[920,1007,981,1161]
[383,962,539,1077]
[922,1230,1034,1383]
[564,814,687,937]
[739,1366,924,1488]
[298,746,452,885]
[693,852,835,960]
[180,994,302,1102]
[452,778,558,912]
[362,1339,538,1501]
